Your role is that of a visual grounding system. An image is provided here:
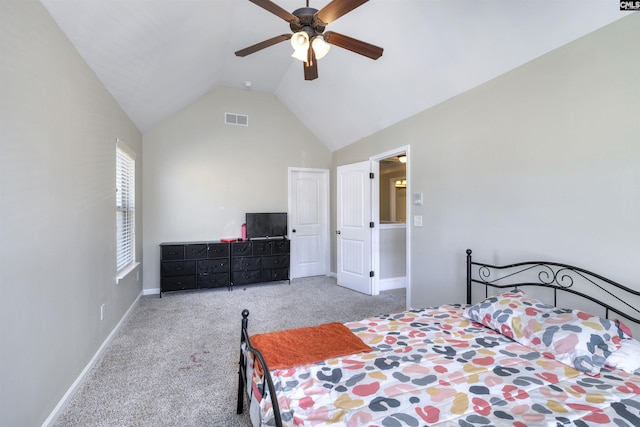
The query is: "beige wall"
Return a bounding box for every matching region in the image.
[0,1,143,426]
[142,86,332,292]
[333,14,640,308]
[380,227,406,279]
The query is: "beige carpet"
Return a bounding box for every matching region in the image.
[53,276,406,427]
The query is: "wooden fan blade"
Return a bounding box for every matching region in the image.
[304,46,318,80]
[316,0,369,25]
[235,34,292,57]
[249,0,299,23]
[324,31,383,60]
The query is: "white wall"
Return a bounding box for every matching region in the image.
[380,226,406,279]
[333,14,640,308]
[142,87,332,292]
[0,1,143,426]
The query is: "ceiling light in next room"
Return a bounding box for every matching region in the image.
[398,155,407,163]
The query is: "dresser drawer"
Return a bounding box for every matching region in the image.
[262,267,289,282]
[161,245,184,260]
[198,272,229,289]
[262,255,289,269]
[207,243,229,258]
[232,242,252,257]
[198,258,229,274]
[161,275,196,292]
[185,244,208,259]
[233,270,261,285]
[161,260,196,277]
[270,240,290,254]
[232,256,261,272]
[251,240,271,255]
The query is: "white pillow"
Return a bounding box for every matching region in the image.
[606,338,640,374]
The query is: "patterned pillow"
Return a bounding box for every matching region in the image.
[463,289,553,342]
[531,308,628,375]
[464,291,629,375]
[606,338,640,373]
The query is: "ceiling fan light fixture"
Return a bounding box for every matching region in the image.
[291,31,310,62]
[290,31,309,51]
[236,0,384,79]
[311,36,331,60]
[291,48,308,62]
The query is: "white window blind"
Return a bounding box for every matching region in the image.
[116,140,135,272]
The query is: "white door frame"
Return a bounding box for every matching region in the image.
[371,145,410,309]
[288,167,330,278]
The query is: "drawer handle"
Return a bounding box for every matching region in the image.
[176,266,182,270]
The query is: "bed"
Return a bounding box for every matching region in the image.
[237,249,640,426]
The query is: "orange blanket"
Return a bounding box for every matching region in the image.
[250,322,372,370]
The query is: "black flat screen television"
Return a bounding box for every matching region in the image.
[245,213,287,239]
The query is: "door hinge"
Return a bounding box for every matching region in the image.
[369,222,374,228]
[370,271,375,277]
[369,172,374,179]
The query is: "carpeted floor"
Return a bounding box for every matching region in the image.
[53,276,406,427]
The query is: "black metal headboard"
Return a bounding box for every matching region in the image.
[466,249,640,324]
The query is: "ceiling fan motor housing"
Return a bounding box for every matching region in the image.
[291,7,326,37]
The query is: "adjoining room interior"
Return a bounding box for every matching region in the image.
[378,152,407,292]
[1,1,639,426]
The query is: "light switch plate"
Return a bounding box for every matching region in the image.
[414,215,423,227]
[413,192,423,206]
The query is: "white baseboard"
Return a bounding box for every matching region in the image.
[41,292,142,427]
[379,276,406,291]
[328,273,405,292]
[143,287,160,296]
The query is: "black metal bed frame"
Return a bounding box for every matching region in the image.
[237,250,640,427]
[466,249,640,324]
[237,309,283,427]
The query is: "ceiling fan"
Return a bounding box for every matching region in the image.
[235,0,384,81]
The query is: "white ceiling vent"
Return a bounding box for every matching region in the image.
[224,112,249,126]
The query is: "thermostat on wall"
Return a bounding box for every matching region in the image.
[413,192,423,206]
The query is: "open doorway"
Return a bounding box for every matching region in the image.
[376,150,408,292]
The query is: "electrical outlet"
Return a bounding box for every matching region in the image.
[100,304,105,321]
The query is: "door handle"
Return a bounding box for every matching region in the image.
[292,229,296,233]
[335,230,341,234]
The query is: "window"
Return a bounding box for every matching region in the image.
[116,139,135,272]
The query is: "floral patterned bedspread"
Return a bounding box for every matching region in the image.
[251,305,640,426]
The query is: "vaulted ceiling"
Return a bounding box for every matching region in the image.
[40,0,627,151]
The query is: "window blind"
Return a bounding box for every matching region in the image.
[116,141,135,272]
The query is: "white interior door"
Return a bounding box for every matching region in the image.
[337,161,373,295]
[288,168,329,279]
